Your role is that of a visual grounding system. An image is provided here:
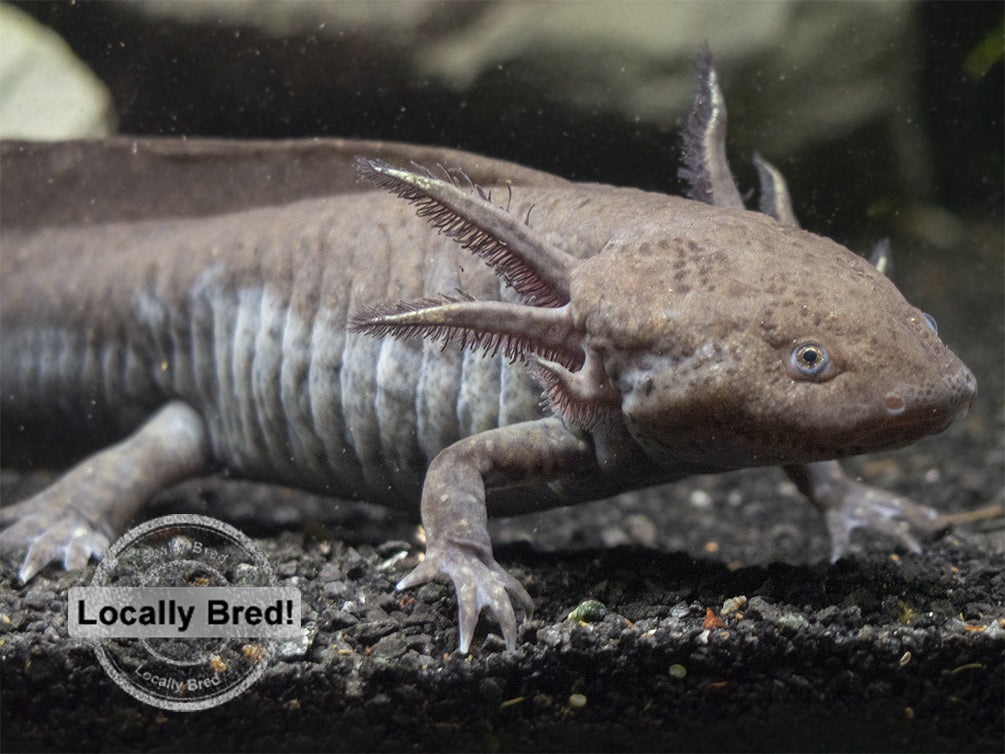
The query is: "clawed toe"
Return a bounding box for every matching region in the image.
[397,545,533,653]
[0,506,110,583]
[790,461,949,562]
[825,485,943,561]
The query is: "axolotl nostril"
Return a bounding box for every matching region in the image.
[0,52,976,654]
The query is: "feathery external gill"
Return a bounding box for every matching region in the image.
[677,48,744,210]
[349,297,584,372]
[752,153,800,228]
[356,157,576,307]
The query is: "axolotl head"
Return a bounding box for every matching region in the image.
[566,195,976,470]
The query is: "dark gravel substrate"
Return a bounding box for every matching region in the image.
[2,456,1003,752]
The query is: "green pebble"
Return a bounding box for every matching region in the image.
[568,599,607,623]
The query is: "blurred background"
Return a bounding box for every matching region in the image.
[3,2,1000,223]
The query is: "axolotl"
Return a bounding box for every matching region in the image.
[0,55,976,653]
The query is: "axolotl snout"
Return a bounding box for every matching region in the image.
[0,54,976,653]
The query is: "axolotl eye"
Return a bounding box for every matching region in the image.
[790,342,831,379]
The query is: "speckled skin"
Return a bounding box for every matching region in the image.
[0,59,976,653]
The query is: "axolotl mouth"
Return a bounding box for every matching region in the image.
[883,356,976,421]
[829,361,976,455]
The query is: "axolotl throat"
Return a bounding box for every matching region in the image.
[0,54,975,653]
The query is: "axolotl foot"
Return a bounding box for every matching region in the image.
[0,494,112,583]
[786,461,946,562]
[1,402,210,582]
[397,542,534,654]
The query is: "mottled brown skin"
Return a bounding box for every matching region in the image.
[0,58,976,654]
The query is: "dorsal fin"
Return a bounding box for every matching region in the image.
[356,157,578,307]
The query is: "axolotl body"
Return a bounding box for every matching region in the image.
[0,57,976,652]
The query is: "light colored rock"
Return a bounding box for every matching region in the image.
[0,3,115,140]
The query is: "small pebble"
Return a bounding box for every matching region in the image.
[568,599,607,623]
[722,596,747,615]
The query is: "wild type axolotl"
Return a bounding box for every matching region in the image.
[0,53,976,653]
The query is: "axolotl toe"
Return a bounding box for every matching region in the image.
[1,52,976,654]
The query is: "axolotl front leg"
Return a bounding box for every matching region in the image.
[398,417,596,653]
